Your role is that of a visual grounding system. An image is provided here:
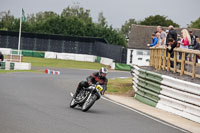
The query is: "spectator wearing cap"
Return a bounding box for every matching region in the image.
[166,25,177,46]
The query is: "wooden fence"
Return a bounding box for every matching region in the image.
[150,47,200,78]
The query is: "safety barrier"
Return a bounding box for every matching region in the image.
[0,62,31,70]
[1,48,130,71]
[100,57,113,66]
[131,65,200,123]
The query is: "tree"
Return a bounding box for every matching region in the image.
[0,10,15,30]
[98,12,107,27]
[188,17,200,29]
[139,15,179,27]
[121,18,137,36]
[0,7,127,47]
[61,5,92,23]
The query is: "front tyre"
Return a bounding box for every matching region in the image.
[70,98,77,108]
[82,95,97,112]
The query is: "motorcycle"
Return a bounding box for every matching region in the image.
[70,84,103,112]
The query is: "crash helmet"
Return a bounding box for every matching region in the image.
[99,67,108,77]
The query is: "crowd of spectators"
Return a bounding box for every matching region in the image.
[147,25,200,65]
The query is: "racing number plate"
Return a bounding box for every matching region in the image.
[96,85,103,92]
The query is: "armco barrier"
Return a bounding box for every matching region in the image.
[131,65,200,123]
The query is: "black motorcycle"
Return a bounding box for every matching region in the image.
[70,84,103,112]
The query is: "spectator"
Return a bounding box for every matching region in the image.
[166,25,177,45]
[0,51,4,67]
[193,36,200,50]
[157,26,167,46]
[167,38,177,67]
[180,29,191,49]
[189,30,197,48]
[193,37,200,63]
[166,30,169,35]
[147,33,158,47]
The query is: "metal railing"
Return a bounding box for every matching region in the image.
[150,47,200,78]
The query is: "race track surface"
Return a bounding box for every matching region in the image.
[0,68,187,133]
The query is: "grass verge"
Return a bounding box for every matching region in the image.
[106,78,134,96]
[0,70,42,73]
[23,57,106,70]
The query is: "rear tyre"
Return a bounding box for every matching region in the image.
[82,95,97,112]
[70,98,77,108]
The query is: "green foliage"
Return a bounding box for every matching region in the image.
[0,6,127,47]
[188,17,200,29]
[121,19,137,36]
[139,15,179,27]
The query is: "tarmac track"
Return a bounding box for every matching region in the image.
[0,68,188,133]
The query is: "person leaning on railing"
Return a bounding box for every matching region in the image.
[166,38,177,67]
[193,36,200,63]
[147,33,160,47]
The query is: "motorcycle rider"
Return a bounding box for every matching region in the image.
[73,67,108,98]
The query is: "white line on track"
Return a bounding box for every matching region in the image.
[102,96,190,133]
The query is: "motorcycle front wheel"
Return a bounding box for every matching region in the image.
[70,98,77,108]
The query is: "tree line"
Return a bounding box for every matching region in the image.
[0,6,199,47]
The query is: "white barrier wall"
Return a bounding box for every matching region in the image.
[14,62,31,70]
[45,52,57,59]
[56,53,97,62]
[100,57,113,66]
[0,48,12,55]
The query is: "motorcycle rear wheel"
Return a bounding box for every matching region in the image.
[82,95,97,112]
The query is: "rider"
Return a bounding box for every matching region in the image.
[74,67,108,98]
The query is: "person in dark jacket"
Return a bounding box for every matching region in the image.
[73,67,108,98]
[166,25,177,45]
[0,51,4,67]
[167,38,177,67]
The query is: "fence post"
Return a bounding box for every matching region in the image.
[167,52,170,71]
[155,49,158,69]
[192,54,196,78]
[163,49,166,70]
[150,48,153,66]
[158,48,162,70]
[174,51,177,73]
[180,52,186,76]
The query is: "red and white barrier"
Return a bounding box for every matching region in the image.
[45,69,60,75]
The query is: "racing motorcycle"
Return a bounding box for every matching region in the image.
[70,84,103,112]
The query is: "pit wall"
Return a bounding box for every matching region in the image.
[131,65,200,123]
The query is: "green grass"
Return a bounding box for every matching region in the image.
[107,78,133,96]
[23,57,106,70]
[0,70,41,73]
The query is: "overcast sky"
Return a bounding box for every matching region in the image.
[1,0,199,28]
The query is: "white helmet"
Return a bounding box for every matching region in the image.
[99,67,108,75]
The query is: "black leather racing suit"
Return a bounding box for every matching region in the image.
[74,72,108,98]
